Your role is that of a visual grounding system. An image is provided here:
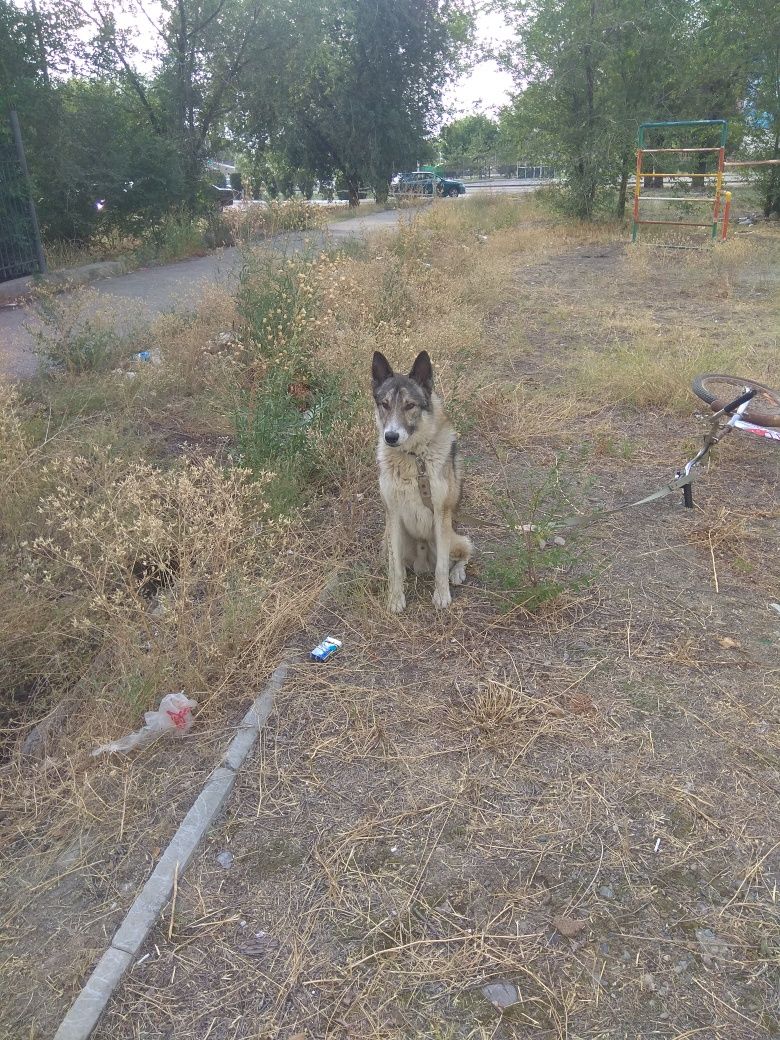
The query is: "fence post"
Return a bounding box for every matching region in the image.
[9,107,47,275]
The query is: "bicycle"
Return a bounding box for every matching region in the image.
[680,375,780,506]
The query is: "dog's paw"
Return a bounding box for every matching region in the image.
[432,586,452,609]
[449,561,467,586]
[387,591,406,614]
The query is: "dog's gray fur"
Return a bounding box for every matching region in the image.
[372,350,474,612]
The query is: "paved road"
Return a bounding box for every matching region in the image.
[0,208,405,379]
[461,178,555,193]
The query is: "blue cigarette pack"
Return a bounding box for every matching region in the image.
[310,636,342,662]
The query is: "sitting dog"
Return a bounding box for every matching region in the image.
[371,350,473,612]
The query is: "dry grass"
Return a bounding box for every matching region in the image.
[2,195,779,1039]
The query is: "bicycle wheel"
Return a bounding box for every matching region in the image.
[691,374,780,428]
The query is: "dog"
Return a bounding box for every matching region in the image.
[371,350,473,612]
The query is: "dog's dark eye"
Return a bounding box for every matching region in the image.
[380,401,390,411]
[404,402,416,412]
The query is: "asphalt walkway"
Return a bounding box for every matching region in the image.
[0,208,404,379]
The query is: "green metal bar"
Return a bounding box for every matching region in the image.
[639,120,728,130]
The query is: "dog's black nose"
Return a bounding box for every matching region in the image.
[384,431,399,445]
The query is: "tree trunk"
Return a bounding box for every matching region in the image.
[580,0,597,220]
[763,130,780,216]
[374,178,389,204]
[616,150,631,218]
[29,0,50,88]
[346,174,361,208]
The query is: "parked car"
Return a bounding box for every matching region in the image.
[396,171,466,198]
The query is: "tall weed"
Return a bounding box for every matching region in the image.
[27,286,128,374]
[235,252,357,509]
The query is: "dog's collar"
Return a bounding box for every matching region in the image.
[409,452,433,512]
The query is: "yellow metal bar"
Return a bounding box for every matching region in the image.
[632,172,719,179]
[637,196,718,203]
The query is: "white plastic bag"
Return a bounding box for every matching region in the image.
[91,692,198,756]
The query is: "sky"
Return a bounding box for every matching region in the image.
[30,0,518,124]
[445,9,516,118]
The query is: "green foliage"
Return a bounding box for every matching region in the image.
[27,287,127,374]
[234,366,348,512]
[244,0,469,205]
[234,253,356,510]
[439,114,499,175]
[487,462,594,611]
[497,0,770,218]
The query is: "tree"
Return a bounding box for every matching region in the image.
[498,0,752,219]
[439,114,499,176]
[696,0,780,215]
[71,0,294,207]
[244,0,468,206]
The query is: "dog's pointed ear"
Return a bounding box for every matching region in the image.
[409,351,433,394]
[372,351,393,393]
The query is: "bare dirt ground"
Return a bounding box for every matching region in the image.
[2,198,778,1039]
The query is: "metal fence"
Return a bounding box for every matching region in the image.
[0,110,46,283]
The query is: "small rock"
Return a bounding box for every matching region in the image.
[695,927,729,965]
[640,972,656,992]
[552,535,566,547]
[552,915,587,938]
[216,850,234,869]
[674,958,689,974]
[482,981,519,1009]
[598,885,615,900]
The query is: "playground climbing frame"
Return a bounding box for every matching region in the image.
[631,119,728,243]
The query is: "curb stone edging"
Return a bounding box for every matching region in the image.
[53,662,289,1040]
[0,261,127,307]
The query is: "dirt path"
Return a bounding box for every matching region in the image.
[0,209,406,379]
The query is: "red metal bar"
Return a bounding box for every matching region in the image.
[637,196,717,203]
[634,220,716,227]
[712,147,725,228]
[630,172,718,180]
[641,147,723,154]
[721,192,732,241]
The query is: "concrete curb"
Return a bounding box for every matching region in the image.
[0,261,127,307]
[53,662,289,1040]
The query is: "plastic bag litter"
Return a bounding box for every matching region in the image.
[91,692,198,756]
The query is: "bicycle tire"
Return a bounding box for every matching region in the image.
[691,373,780,428]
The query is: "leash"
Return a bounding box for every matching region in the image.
[470,388,759,534]
[409,387,759,534]
[550,388,758,533]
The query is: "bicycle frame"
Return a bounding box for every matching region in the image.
[678,388,779,507]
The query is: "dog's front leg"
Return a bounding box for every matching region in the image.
[431,511,452,609]
[385,513,407,613]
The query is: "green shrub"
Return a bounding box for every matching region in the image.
[27,287,127,374]
[234,252,355,511]
[487,461,595,611]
